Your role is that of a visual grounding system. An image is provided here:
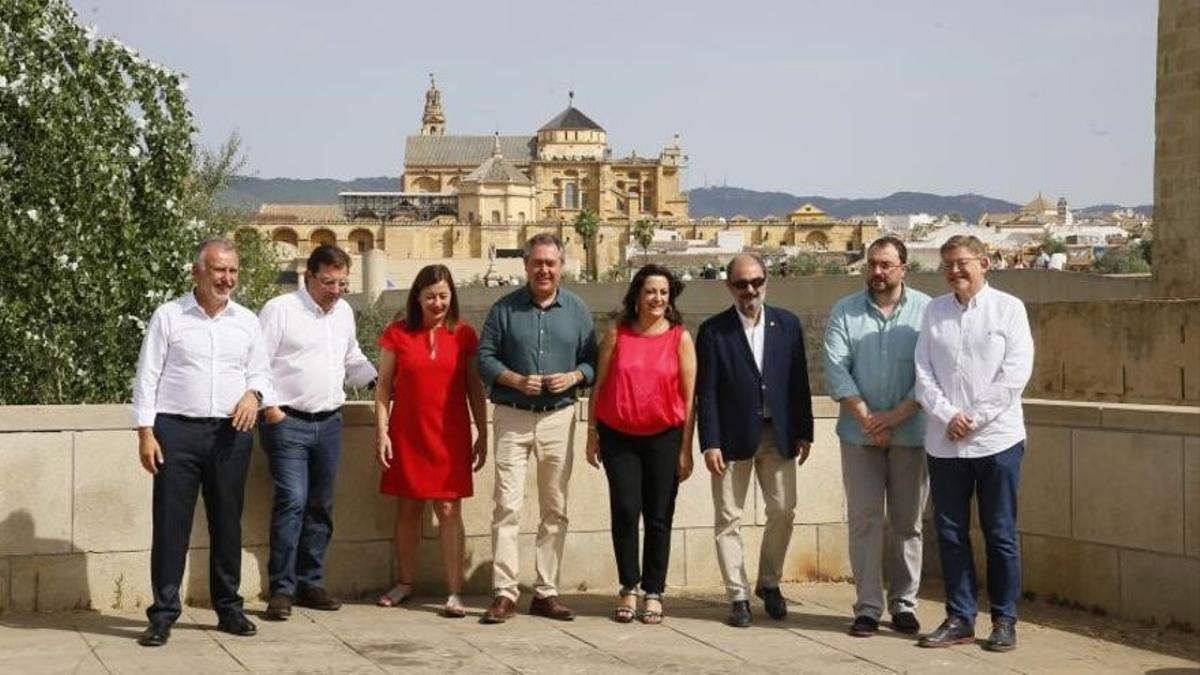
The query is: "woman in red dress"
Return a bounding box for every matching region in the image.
[374,264,486,617]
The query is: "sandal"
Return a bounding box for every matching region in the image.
[640,597,664,625]
[376,582,413,607]
[613,605,636,623]
[613,587,638,623]
[442,593,467,618]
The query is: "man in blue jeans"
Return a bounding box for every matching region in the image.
[258,245,377,620]
[914,235,1034,652]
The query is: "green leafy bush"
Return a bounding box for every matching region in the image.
[0,0,274,404]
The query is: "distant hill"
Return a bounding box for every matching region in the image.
[686,187,1021,222]
[216,177,1150,222]
[218,176,399,211]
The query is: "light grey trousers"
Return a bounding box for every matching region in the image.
[840,441,929,620]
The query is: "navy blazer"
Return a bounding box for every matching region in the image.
[696,305,814,461]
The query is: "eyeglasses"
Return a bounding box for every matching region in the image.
[316,277,349,289]
[730,277,766,291]
[938,258,982,273]
[867,261,904,272]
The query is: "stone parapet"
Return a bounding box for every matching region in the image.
[2,398,1196,630]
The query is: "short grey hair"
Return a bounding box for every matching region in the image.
[523,232,566,263]
[194,236,238,269]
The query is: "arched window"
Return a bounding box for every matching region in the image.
[491,210,501,224]
[518,212,526,224]
[310,228,336,249]
[348,228,374,253]
[564,183,578,210]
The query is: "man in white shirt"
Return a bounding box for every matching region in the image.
[913,235,1034,653]
[257,245,377,621]
[132,237,271,647]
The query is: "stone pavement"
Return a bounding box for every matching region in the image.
[1,583,1196,674]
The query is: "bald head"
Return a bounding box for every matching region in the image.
[725,253,767,279]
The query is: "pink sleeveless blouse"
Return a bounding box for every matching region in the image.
[594,323,686,436]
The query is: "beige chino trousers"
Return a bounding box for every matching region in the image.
[490,404,575,601]
[712,431,797,602]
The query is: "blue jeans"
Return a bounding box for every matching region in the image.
[927,441,1024,624]
[261,411,343,596]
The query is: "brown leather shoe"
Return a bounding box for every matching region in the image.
[529,595,575,621]
[481,596,516,624]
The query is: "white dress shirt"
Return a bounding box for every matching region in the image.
[737,306,765,373]
[914,284,1034,459]
[132,292,272,427]
[258,285,377,413]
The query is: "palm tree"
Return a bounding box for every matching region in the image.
[572,209,600,280]
[632,218,656,267]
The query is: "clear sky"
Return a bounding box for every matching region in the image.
[69,0,1157,206]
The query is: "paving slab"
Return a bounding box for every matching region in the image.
[0,583,1196,674]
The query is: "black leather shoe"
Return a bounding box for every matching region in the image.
[848,615,879,637]
[137,622,171,647]
[265,592,293,621]
[727,600,752,627]
[216,613,257,637]
[755,586,787,620]
[985,617,1017,652]
[296,586,342,611]
[891,611,920,634]
[918,616,975,648]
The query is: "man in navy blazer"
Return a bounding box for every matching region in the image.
[696,253,814,627]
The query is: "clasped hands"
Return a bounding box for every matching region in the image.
[516,371,579,396]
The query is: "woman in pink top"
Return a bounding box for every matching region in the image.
[587,264,697,625]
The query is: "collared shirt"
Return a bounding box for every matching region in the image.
[258,285,377,413]
[823,286,931,447]
[132,292,272,427]
[737,306,765,374]
[914,284,1034,459]
[477,284,597,409]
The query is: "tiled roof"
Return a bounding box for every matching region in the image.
[256,204,344,221]
[538,106,604,131]
[405,135,536,167]
[463,155,533,185]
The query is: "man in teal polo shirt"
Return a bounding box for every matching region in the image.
[823,236,931,638]
[477,232,596,624]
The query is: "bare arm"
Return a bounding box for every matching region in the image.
[676,329,697,482]
[467,356,488,471]
[374,349,396,468]
[585,327,617,468]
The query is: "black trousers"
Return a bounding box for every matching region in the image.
[147,415,253,624]
[597,422,682,596]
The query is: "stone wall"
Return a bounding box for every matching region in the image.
[1153,0,1200,298]
[1,399,1195,629]
[0,399,851,616]
[928,399,1200,629]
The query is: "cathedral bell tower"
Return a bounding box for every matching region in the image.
[421,73,446,136]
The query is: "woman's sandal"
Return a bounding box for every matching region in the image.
[612,605,636,623]
[639,598,664,625]
[613,588,638,623]
[376,583,413,608]
[442,594,467,618]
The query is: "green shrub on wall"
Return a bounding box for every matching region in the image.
[0,0,275,405]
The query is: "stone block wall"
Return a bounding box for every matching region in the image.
[2,399,1196,630]
[0,399,853,616]
[923,399,1200,629]
[1153,0,1200,298]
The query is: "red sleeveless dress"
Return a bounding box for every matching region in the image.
[378,322,478,498]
